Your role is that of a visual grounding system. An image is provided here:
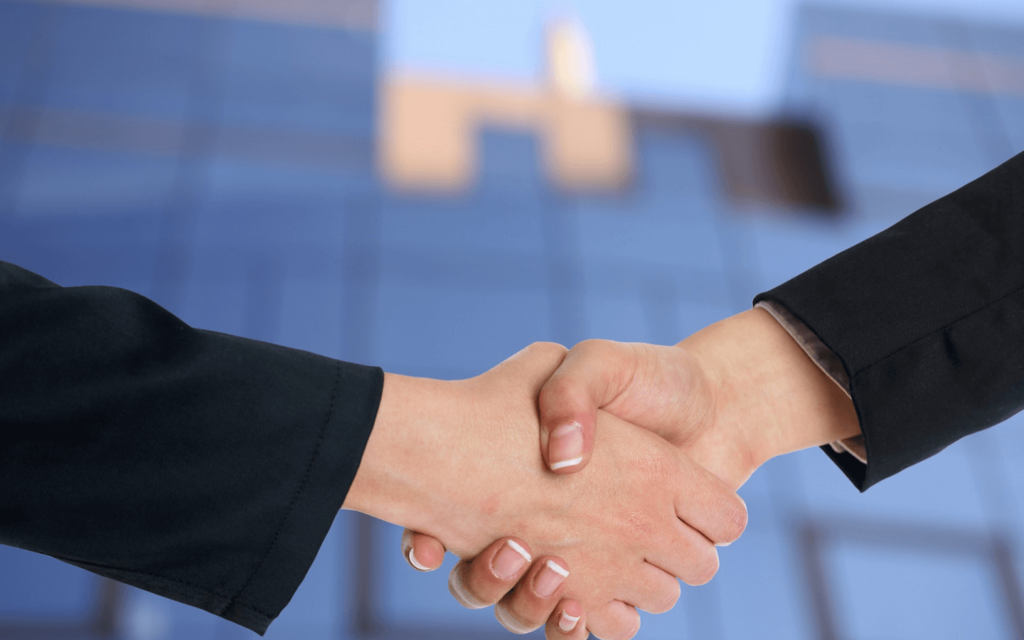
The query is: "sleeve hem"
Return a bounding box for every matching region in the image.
[221,361,385,634]
[59,557,274,634]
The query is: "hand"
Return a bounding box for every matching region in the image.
[532,308,861,489]
[343,343,747,640]
[403,308,859,628]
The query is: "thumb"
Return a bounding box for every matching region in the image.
[537,340,638,474]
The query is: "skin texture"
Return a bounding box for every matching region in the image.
[342,343,747,640]
[538,307,862,490]
[404,308,861,637]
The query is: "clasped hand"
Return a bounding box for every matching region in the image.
[343,309,860,640]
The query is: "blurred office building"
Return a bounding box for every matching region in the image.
[1,0,1023,638]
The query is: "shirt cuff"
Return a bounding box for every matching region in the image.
[754,301,867,464]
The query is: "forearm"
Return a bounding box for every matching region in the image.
[0,261,381,634]
[342,373,491,555]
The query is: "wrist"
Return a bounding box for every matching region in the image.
[342,371,558,558]
[682,308,860,479]
[343,373,469,543]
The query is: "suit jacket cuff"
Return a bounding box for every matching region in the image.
[214,357,384,634]
[753,151,1024,491]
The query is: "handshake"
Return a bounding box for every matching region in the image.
[343,308,861,640]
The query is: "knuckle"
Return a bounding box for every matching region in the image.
[689,547,720,586]
[647,582,681,614]
[726,495,749,541]
[574,338,613,358]
[594,605,641,640]
[539,376,590,418]
[540,374,589,409]
[540,372,575,399]
[611,614,641,640]
[527,341,569,360]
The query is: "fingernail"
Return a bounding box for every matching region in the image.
[549,423,584,470]
[715,541,731,547]
[534,560,569,597]
[559,610,580,633]
[408,547,431,571]
[492,540,531,579]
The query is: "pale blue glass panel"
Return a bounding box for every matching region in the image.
[576,130,728,273]
[0,547,95,621]
[193,161,360,249]
[795,442,991,529]
[277,270,348,360]
[373,282,552,379]
[747,215,884,293]
[830,119,990,195]
[582,292,650,342]
[14,146,178,219]
[716,523,812,640]
[43,5,202,119]
[219,21,375,135]
[819,82,976,134]
[175,246,251,337]
[831,542,1012,639]
[0,1,41,105]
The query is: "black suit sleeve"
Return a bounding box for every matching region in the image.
[0,261,383,635]
[755,151,1024,491]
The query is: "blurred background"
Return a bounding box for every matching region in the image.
[1,0,1023,638]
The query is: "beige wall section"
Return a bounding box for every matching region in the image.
[379,74,633,194]
[34,0,378,30]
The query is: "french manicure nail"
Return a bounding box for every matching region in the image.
[549,423,584,470]
[559,610,580,633]
[408,547,430,571]
[492,540,531,579]
[535,560,569,597]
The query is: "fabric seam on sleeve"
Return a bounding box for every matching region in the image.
[851,280,1024,377]
[221,360,343,614]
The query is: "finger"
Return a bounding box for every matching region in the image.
[538,340,637,473]
[545,599,588,640]
[447,538,534,610]
[585,600,640,640]
[643,515,721,586]
[494,557,570,633]
[401,529,446,572]
[672,452,748,546]
[619,562,680,614]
